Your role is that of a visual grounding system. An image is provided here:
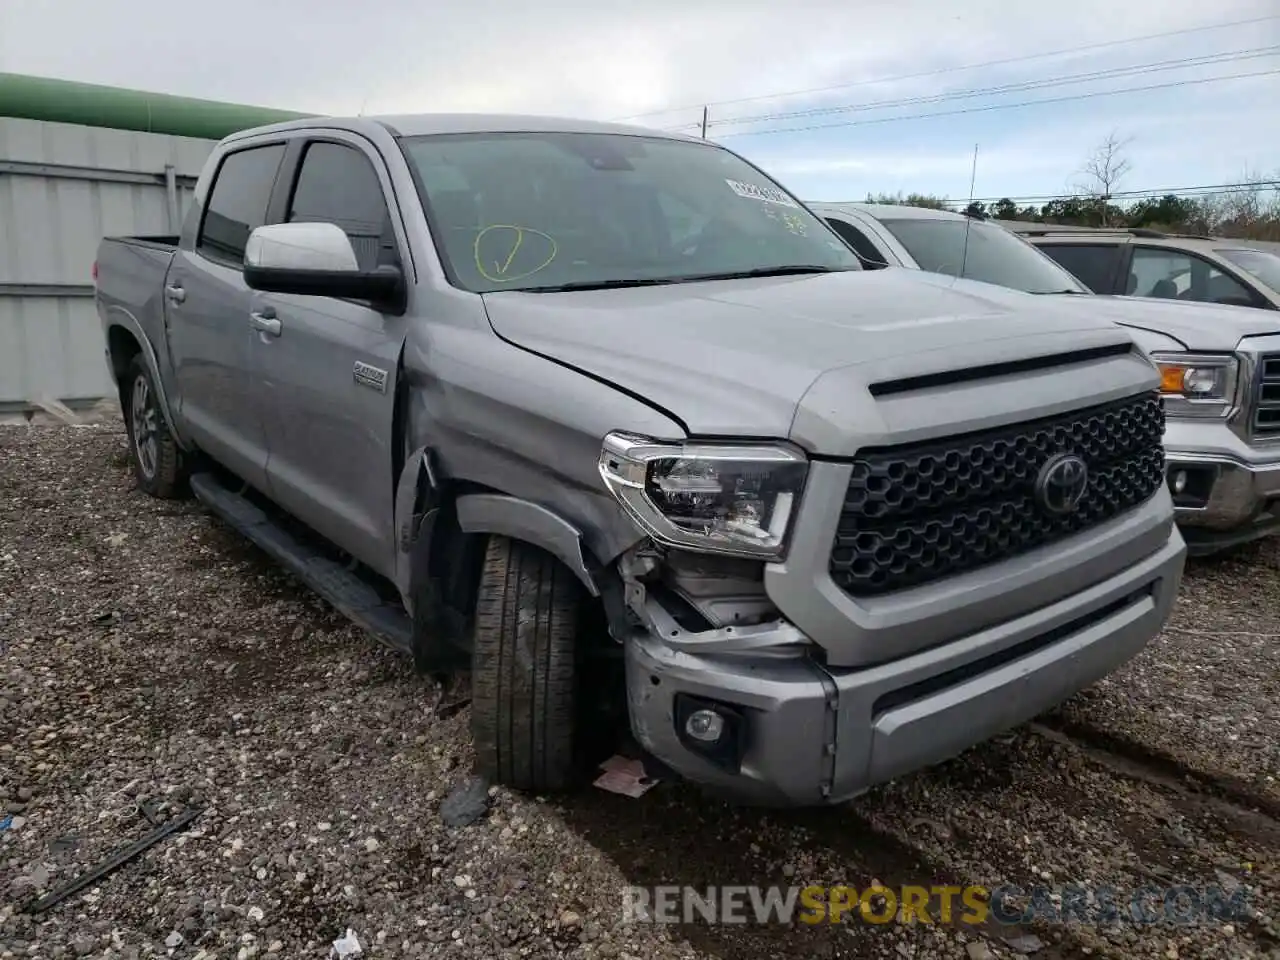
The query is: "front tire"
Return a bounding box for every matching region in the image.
[123,354,187,499]
[470,535,581,791]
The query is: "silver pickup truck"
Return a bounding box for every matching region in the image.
[94,114,1185,806]
[813,201,1280,555]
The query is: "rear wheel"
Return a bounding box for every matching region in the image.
[124,354,187,499]
[470,535,581,791]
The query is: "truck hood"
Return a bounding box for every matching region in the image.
[481,269,1141,444]
[1058,293,1280,352]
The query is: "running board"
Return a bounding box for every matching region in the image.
[189,472,413,656]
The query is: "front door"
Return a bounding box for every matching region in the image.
[253,136,408,577]
[167,142,287,490]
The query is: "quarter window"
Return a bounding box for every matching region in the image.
[825,217,889,268]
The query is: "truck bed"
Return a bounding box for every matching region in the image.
[94,235,181,378]
[107,234,181,252]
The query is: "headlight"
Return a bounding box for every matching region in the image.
[597,432,808,559]
[1151,352,1238,419]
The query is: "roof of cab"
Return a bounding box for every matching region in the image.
[223,112,700,143]
[808,201,967,221]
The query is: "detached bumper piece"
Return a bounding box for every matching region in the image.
[625,532,1184,807]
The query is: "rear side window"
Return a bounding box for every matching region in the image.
[287,142,398,272]
[825,217,888,268]
[1037,243,1120,293]
[197,144,286,264]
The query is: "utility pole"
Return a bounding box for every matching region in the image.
[700,106,709,139]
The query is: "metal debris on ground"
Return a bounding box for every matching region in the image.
[23,804,203,914]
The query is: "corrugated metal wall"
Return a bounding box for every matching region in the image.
[0,117,216,410]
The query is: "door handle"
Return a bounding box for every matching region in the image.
[249,309,282,337]
[165,284,186,304]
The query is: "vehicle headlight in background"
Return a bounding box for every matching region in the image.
[1151,352,1238,419]
[598,433,808,559]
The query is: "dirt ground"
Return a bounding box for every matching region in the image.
[1,422,1276,960]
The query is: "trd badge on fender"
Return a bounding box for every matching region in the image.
[1035,453,1089,515]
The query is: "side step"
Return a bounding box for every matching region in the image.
[189,472,413,656]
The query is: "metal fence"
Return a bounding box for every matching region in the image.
[0,117,215,411]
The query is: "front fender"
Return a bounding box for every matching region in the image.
[456,493,600,596]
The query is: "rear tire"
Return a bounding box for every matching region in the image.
[470,535,581,791]
[123,354,187,499]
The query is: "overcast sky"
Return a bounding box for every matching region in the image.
[2,0,1277,203]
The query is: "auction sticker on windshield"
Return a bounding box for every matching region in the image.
[725,179,798,208]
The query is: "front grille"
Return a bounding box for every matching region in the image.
[829,392,1165,597]
[1252,353,1280,435]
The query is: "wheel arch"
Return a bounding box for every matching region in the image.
[454,492,600,597]
[392,443,601,606]
[103,310,190,450]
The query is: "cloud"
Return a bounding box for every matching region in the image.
[2,0,1277,200]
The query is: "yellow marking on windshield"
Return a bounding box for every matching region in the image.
[474,224,558,283]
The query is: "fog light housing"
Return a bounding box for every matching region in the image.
[1166,464,1217,508]
[673,694,747,770]
[685,709,725,742]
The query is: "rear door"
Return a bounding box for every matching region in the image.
[253,133,410,576]
[1033,242,1126,294]
[167,141,287,490]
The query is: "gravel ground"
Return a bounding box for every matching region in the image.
[1,422,1277,960]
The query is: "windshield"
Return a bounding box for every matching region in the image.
[1218,248,1280,293]
[399,132,860,292]
[877,217,1089,294]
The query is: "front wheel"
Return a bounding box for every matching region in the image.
[470,535,581,791]
[123,354,187,499]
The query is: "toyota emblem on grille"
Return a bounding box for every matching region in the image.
[1035,453,1089,514]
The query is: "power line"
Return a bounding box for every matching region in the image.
[612,14,1280,121]
[712,67,1280,139]
[957,181,1280,204]
[706,46,1278,128]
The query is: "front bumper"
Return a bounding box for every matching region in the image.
[624,528,1185,807]
[1163,419,1280,553]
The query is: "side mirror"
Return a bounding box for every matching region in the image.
[243,222,403,305]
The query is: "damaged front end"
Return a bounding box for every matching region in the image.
[596,432,840,805]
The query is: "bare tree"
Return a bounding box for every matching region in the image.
[1076,130,1133,226]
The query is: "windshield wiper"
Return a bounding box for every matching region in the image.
[1031,289,1089,295]
[519,277,684,293]
[518,265,845,293]
[681,265,846,281]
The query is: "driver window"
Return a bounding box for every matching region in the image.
[1129,247,1253,305]
[287,141,398,272]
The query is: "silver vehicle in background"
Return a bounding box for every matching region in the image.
[1000,223,1280,311]
[813,201,1280,555]
[91,115,1184,806]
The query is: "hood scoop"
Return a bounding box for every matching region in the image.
[869,342,1135,397]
